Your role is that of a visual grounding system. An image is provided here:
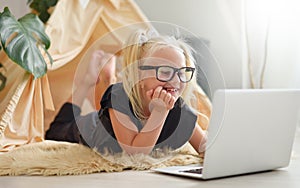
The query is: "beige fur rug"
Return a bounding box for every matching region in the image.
[0,141,203,176]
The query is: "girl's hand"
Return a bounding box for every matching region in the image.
[147,86,176,113]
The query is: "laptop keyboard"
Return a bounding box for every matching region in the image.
[180,168,203,174]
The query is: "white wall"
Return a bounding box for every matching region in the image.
[242,0,300,89]
[136,0,243,89]
[0,1,29,19]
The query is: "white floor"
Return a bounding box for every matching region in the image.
[1,131,300,188]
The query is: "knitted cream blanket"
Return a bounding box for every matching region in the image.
[0,141,203,176]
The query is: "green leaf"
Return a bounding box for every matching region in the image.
[29,2,42,12]
[27,0,34,5]
[39,11,50,23]
[28,0,59,23]
[0,7,52,78]
[47,0,59,7]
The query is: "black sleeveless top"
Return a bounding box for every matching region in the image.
[80,83,197,154]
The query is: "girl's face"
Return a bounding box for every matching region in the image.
[139,46,188,111]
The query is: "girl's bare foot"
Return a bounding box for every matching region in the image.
[86,50,117,109]
[99,54,116,85]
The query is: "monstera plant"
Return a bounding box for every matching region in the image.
[0,6,53,91]
[28,0,58,23]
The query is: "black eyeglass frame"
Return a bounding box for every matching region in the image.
[138,65,195,83]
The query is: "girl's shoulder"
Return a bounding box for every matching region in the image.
[99,82,143,130]
[100,82,130,113]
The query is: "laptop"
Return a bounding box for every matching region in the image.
[153,89,300,180]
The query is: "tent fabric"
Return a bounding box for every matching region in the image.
[0,0,150,152]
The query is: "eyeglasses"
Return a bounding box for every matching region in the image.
[138,65,195,83]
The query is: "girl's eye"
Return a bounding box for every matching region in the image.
[158,67,173,76]
[161,70,172,75]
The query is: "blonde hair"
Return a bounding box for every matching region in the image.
[122,29,211,127]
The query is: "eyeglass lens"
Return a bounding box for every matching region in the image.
[157,66,193,82]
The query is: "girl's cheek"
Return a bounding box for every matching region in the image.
[146,89,154,99]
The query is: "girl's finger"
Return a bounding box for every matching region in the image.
[168,96,176,108]
[164,93,172,104]
[159,89,167,100]
[152,86,162,99]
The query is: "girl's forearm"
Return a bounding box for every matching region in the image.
[129,109,169,154]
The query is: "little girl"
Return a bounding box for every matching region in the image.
[46,29,210,155]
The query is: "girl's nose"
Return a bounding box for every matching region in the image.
[168,72,181,84]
